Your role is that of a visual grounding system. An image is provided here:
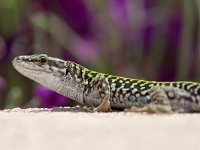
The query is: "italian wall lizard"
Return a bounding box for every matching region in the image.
[12,54,200,113]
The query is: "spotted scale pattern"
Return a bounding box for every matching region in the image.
[66,61,200,108]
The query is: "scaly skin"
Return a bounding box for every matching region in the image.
[12,54,200,113]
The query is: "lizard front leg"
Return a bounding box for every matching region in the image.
[83,76,112,112]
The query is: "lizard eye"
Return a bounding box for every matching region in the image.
[39,57,47,64]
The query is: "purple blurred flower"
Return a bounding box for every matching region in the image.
[144,0,158,8]
[36,0,99,62]
[58,0,93,36]
[0,76,6,91]
[35,86,69,108]
[71,38,98,62]
[108,0,129,28]
[143,24,153,54]
[39,0,96,37]
[108,0,135,43]
[157,9,183,81]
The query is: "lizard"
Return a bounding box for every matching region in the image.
[12,54,200,113]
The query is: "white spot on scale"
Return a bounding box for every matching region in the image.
[102,83,106,87]
[135,93,140,98]
[194,86,200,95]
[112,98,116,103]
[196,95,200,101]
[185,84,194,91]
[115,92,119,97]
[125,93,130,98]
[167,91,174,98]
[191,96,196,102]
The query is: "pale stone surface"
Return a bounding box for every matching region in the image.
[0,108,200,150]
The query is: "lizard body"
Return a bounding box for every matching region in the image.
[12,54,200,113]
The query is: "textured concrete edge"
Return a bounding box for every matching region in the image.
[1,106,88,113]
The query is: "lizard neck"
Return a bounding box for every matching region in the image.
[52,62,88,104]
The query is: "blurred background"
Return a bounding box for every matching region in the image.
[0,0,200,109]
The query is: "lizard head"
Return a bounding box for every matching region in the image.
[12,54,69,91]
[13,54,86,102]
